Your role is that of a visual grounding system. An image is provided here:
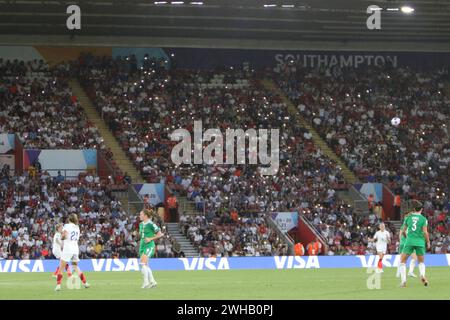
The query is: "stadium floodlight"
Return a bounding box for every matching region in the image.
[190,1,203,4]
[154,1,167,4]
[386,8,399,11]
[282,5,295,8]
[263,4,277,8]
[171,1,184,4]
[400,6,414,13]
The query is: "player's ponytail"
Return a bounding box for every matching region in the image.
[68,213,79,225]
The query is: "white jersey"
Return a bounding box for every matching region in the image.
[374,230,390,253]
[62,223,80,254]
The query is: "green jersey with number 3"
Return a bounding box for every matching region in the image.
[404,213,427,247]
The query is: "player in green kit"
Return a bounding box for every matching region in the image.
[399,202,430,287]
[396,212,418,278]
[139,209,164,289]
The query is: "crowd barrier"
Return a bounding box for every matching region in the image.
[1,254,449,272]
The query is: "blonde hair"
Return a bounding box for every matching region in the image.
[68,213,79,225]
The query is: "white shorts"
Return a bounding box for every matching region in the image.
[53,249,61,260]
[376,244,387,254]
[61,251,80,263]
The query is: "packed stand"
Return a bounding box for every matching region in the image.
[76,53,355,256]
[0,167,177,260]
[179,213,288,257]
[272,61,449,251]
[0,59,109,150]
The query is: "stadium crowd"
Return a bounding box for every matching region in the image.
[0,59,108,150]
[272,60,449,254]
[178,212,288,257]
[76,54,448,256]
[0,54,447,258]
[76,53,356,256]
[0,168,177,260]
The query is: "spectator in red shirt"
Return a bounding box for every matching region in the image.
[41,248,49,258]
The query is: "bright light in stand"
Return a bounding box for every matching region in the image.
[190,1,203,4]
[282,5,294,8]
[154,1,167,4]
[386,8,399,11]
[264,4,277,8]
[171,1,184,4]
[401,6,414,14]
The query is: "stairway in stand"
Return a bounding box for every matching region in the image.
[177,197,197,216]
[166,223,200,257]
[260,79,358,184]
[69,78,144,213]
[69,78,143,183]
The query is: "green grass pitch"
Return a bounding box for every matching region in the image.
[0,267,449,300]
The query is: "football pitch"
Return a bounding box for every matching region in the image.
[0,267,449,300]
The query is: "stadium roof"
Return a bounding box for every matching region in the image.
[0,0,449,51]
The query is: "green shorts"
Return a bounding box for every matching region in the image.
[139,243,155,258]
[402,245,425,256]
[399,243,416,255]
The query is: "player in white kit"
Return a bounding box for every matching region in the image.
[55,214,90,291]
[52,223,72,277]
[370,223,391,273]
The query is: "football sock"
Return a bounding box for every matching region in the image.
[146,265,156,284]
[79,272,87,284]
[400,263,407,283]
[418,263,426,278]
[377,258,383,269]
[57,274,63,285]
[409,259,416,274]
[140,264,149,284]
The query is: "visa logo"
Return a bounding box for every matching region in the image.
[179,258,230,270]
[0,260,44,273]
[274,256,320,269]
[92,259,140,272]
[356,255,399,268]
